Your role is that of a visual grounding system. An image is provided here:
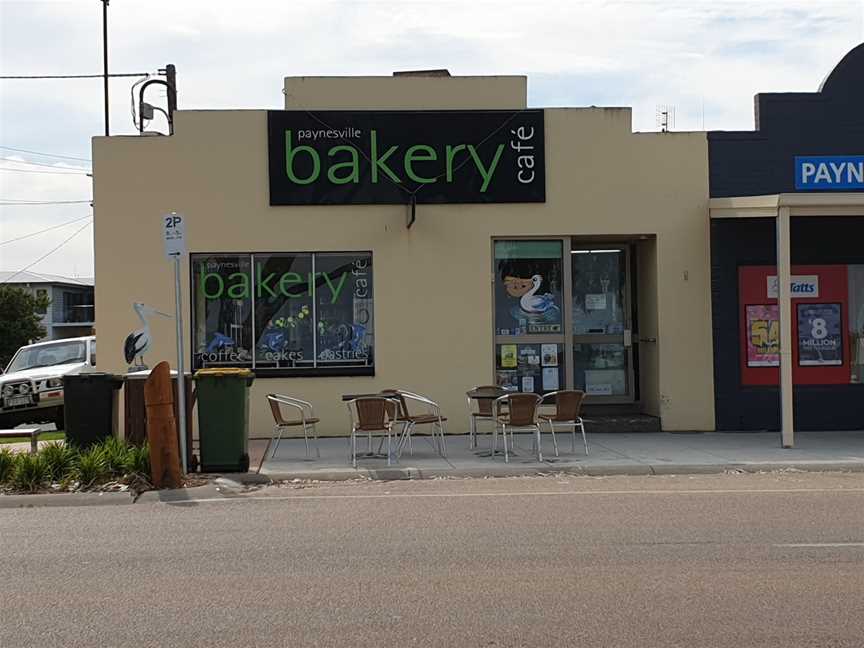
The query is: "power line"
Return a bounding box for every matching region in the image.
[0,220,92,285]
[0,72,150,80]
[0,215,92,246]
[0,167,90,176]
[0,157,90,170]
[0,200,92,206]
[0,146,91,162]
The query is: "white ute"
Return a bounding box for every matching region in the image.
[0,336,96,429]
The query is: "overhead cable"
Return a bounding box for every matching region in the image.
[0,220,92,284]
[0,215,92,246]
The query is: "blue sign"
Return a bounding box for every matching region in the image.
[795,156,864,190]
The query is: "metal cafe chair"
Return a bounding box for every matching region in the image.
[346,396,406,468]
[382,389,448,458]
[539,390,589,456]
[466,385,502,449]
[492,392,543,463]
[262,394,320,472]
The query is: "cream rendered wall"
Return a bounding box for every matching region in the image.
[284,76,527,110]
[93,105,714,439]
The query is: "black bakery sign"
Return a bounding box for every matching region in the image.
[267,110,545,205]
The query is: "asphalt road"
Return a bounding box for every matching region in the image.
[2,472,863,648]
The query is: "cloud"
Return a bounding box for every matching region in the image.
[1,0,862,274]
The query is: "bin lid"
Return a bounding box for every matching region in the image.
[193,368,254,379]
[63,372,124,385]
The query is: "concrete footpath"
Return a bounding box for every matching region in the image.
[259,430,864,480]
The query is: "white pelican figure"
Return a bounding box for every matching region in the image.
[124,302,171,369]
[520,275,556,314]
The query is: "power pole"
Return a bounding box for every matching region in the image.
[102,0,109,136]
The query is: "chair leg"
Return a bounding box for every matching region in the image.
[312,423,320,459]
[535,424,543,462]
[548,419,559,457]
[303,423,310,458]
[272,425,283,459]
[386,431,392,466]
[503,424,509,463]
[351,430,358,468]
[572,423,577,454]
[491,422,498,459]
[469,416,475,449]
[257,435,274,473]
[580,420,589,455]
[437,416,447,457]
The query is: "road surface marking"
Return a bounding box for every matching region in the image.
[775,543,864,548]
[169,486,864,505]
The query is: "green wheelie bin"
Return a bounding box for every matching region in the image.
[193,368,254,472]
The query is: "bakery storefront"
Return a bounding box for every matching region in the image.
[709,44,864,438]
[94,72,718,439]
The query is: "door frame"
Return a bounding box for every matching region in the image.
[570,242,636,404]
[490,237,639,403]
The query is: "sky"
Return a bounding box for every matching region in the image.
[0,0,862,279]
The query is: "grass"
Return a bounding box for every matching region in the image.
[0,431,65,445]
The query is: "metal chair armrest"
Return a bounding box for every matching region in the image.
[398,390,441,415]
[270,393,315,418]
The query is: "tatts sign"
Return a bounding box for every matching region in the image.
[267,110,545,205]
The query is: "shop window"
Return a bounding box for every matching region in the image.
[496,343,563,394]
[493,240,564,395]
[315,253,374,369]
[253,254,314,370]
[738,264,864,385]
[192,255,254,369]
[494,240,563,336]
[191,252,374,376]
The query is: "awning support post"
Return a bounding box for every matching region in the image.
[777,206,794,447]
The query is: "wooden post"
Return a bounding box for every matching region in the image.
[144,361,182,488]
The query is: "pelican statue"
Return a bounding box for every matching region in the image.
[520,275,556,314]
[125,302,171,370]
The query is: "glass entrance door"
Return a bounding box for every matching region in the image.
[570,246,635,402]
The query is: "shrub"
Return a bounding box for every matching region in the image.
[100,436,130,478]
[0,448,15,485]
[75,446,107,488]
[122,443,150,477]
[40,442,79,482]
[10,453,49,492]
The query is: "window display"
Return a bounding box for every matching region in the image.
[494,240,562,336]
[495,343,563,395]
[315,253,374,368]
[738,265,852,385]
[253,254,314,370]
[192,255,254,369]
[191,252,374,375]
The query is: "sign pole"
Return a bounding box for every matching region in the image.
[173,254,187,474]
[163,211,187,474]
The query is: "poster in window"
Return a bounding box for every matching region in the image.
[542,367,559,391]
[501,345,517,368]
[746,304,779,367]
[797,303,843,366]
[494,241,562,335]
[541,344,558,366]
